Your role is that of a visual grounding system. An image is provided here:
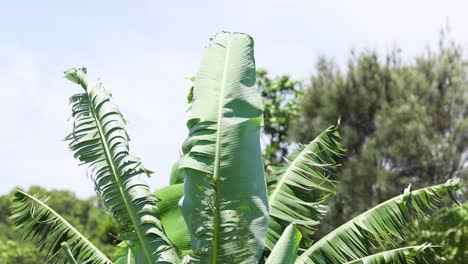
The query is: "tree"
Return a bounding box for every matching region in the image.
[291,31,468,242]
[257,69,302,166]
[0,240,41,264]
[10,32,461,263]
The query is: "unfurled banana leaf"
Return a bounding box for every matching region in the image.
[266,124,344,250]
[179,32,269,263]
[10,190,112,264]
[296,178,462,264]
[64,68,179,263]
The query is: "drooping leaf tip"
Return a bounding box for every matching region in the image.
[64,67,88,90]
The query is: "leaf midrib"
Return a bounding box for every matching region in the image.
[211,34,232,264]
[87,87,155,263]
[342,245,434,264]
[296,183,448,263]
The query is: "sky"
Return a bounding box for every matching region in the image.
[1,0,468,198]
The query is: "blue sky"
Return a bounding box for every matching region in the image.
[1,0,468,198]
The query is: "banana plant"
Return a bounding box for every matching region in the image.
[10,32,462,264]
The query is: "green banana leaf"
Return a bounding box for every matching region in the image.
[178,32,269,263]
[64,68,179,263]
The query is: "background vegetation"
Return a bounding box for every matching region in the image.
[0,32,466,263]
[261,31,467,263]
[0,186,120,263]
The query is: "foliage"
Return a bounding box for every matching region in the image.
[178,33,269,263]
[8,32,463,264]
[266,124,344,250]
[290,31,468,250]
[11,190,112,263]
[0,186,119,264]
[0,240,41,264]
[408,202,467,262]
[296,179,461,263]
[65,66,177,263]
[257,69,302,166]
